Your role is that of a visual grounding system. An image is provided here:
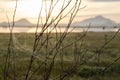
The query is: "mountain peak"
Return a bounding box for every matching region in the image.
[74,15,118,27]
[96,15,104,18]
[16,18,31,23]
[94,15,105,19]
[0,18,34,27]
[15,19,34,26]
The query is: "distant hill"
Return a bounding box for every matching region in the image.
[73,15,119,27]
[0,22,8,27]
[0,19,35,27]
[0,16,119,28]
[15,19,34,27]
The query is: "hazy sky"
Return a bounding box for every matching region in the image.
[0,0,120,23]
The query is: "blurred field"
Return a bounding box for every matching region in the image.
[0,32,120,80]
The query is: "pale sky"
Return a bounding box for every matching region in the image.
[0,0,120,23]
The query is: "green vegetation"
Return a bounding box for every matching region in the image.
[0,32,120,80]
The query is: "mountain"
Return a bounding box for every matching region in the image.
[0,22,8,27]
[73,15,118,27]
[15,19,34,26]
[0,19,34,27]
[0,16,119,27]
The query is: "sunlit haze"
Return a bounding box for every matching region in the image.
[0,0,120,23]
